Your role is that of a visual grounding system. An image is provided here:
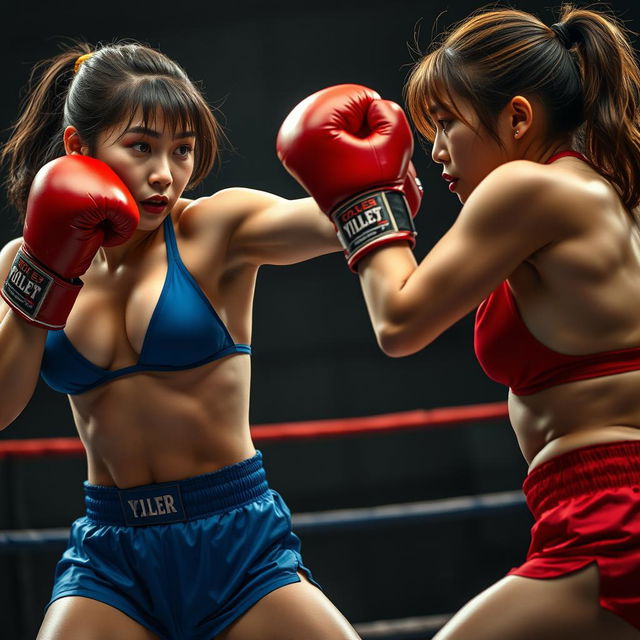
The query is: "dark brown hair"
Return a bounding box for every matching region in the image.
[2,42,221,220]
[406,5,640,210]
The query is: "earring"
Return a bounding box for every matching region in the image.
[514,129,520,138]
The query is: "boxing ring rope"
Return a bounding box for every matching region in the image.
[0,490,525,548]
[0,400,518,639]
[0,400,508,458]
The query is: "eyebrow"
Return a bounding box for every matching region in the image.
[125,125,196,139]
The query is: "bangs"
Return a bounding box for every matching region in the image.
[405,47,475,142]
[105,75,220,187]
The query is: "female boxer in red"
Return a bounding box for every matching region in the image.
[277,5,640,639]
[0,43,362,639]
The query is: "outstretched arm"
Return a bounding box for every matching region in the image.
[226,189,342,266]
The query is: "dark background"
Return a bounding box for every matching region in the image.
[0,1,636,638]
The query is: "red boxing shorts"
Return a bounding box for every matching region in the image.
[508,440,640,629]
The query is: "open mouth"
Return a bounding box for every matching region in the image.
[140,196,169,213]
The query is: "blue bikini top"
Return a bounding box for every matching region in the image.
[41,215,251,395]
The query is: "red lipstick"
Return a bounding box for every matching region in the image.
[442,173,458,193]
[140,195,169,215]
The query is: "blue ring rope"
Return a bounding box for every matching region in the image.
[0,490,526,550]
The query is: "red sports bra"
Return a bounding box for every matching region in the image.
[473,151,640,395]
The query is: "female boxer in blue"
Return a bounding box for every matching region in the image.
[0,44,361,639]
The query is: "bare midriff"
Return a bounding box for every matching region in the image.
[69,353,256,488]
[509,369,640,470]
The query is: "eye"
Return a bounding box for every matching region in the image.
[131,142,151,153]
[175,144,193,157]
[437,119,451,133]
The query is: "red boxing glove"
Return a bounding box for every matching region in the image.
[277,84,420,271]
[2,155,139,329]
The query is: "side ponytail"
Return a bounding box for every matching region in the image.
[558,5,640,211]
[1,44,92,218]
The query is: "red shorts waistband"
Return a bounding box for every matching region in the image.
[523,440,640,519]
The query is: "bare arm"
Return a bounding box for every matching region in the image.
[0,238,49,429]
[357,162,577,356]
[203,188,341,266]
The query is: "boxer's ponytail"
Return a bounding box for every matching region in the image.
[1,46,87,220]
[406,4,640,211]
[557,5,640,213]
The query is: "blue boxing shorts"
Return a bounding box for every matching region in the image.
[47,451,319,639]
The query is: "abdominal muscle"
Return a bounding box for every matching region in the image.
[509,369,640,470]
[68,354,256,488]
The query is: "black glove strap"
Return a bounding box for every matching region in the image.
[331,190,416,258]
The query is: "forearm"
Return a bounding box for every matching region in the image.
[0,311,47,428]
[358,245,417,347]
[358,245,440,357]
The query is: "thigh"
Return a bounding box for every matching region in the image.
[216,574,361,640]
[37,596,160,640]
[434,564,640,640]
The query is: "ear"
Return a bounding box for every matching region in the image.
[63,126,89,155]
[506,96,533,140]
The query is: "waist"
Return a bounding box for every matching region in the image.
[510,376,640,465]
[522,440,640,519]
[83,451,268,526]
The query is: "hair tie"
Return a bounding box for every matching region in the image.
[74,52,94,74]
[550,23,573,49]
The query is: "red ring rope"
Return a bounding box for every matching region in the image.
[0,401,508,459]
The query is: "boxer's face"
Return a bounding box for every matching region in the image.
[430,95,514,204]
[92,108,196,231]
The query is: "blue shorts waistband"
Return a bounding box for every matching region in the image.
[83,451,268,526]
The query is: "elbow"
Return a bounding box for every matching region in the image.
[376,322,426,358]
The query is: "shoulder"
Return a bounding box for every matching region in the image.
[473,159,591,211]
[177,188,285,234]
[460,159,603,237]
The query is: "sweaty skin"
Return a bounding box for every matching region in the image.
[0,111,341,488]
[357,95,640,471]
[503,158,640,468]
